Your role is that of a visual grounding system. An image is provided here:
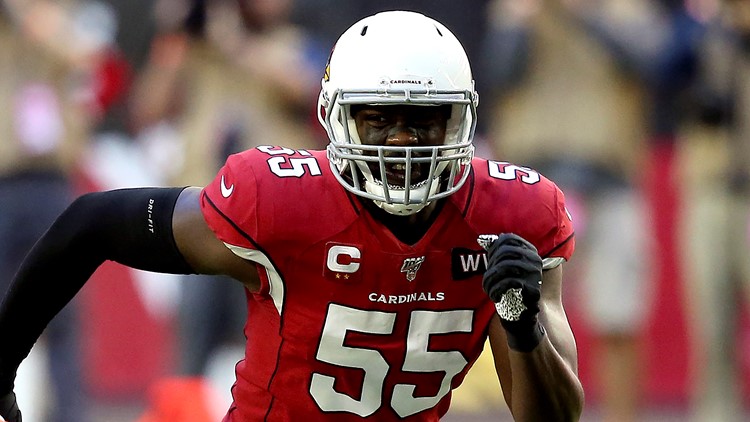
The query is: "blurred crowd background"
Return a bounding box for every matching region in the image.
[0,0,749,421]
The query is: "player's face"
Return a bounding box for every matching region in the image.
[352,104,450,187]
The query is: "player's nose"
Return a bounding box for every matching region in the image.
[385,124,418,146]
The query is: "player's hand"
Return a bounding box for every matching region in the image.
[0,391,21,422]
[479,233,545,352]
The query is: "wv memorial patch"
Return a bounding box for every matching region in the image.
[451,247,488,280]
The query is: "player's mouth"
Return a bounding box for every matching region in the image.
[374,176,430,191]
[382,162,425,187]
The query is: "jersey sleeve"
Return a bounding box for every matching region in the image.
[200,151,261,250]
[515,175,575,265]
[467,160,575,269]
[539,182,575,269]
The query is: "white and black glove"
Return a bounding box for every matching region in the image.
[0,391,21,422]
[479,233,545,352]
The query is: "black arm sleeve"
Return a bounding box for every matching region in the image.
[0,187,196,392]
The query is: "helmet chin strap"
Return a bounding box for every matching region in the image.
[364,176,441,216]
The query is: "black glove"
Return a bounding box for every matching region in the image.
[0,391,21,422]
[480,233,545,352]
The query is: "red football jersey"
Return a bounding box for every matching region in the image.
[200,146,574,421]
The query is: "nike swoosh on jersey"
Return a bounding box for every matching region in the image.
[221,175,234,198]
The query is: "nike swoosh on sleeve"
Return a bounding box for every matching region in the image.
[220,175,234,198]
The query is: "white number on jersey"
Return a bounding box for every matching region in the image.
[488,161,540,184]
[310,304,473,417]
[257,145,322,178]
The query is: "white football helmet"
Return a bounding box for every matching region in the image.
[318,10,478,215]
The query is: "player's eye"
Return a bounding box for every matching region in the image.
[364,113,389,127]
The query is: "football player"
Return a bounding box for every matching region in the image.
[0,11,583,421]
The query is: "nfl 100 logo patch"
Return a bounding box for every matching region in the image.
[400,256,425,282]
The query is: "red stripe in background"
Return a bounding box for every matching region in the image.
[642,140,690,405]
